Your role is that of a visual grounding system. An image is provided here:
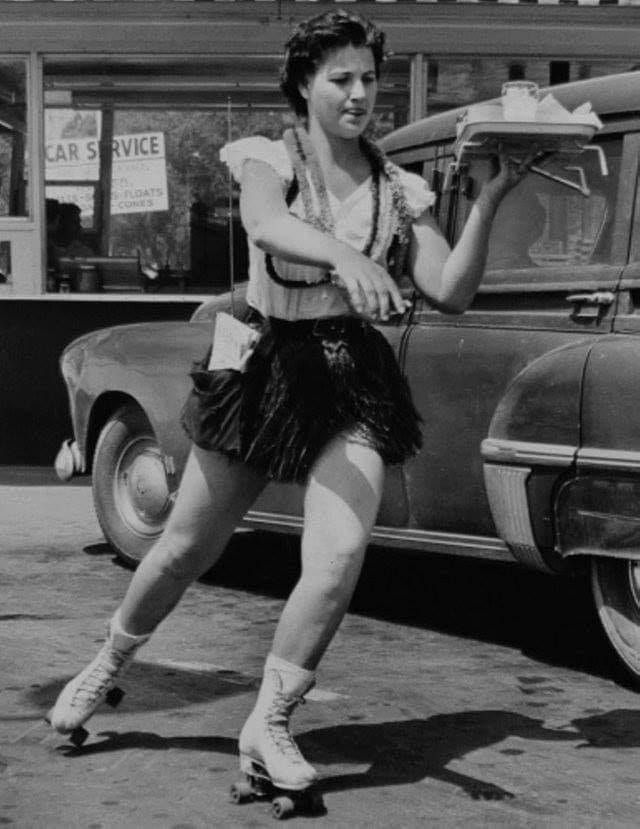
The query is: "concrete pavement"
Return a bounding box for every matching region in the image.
[3,471,640,827]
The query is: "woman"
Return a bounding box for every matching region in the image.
[49,10,534,794]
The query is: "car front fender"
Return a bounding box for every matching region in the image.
[60,319,211,473]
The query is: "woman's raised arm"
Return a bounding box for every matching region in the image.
[409,150,537,315]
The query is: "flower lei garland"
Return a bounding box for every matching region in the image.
[359,135,413,273]
[281,126,412,275]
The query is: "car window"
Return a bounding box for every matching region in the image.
[418,143,455,239]
[398,134,623,283]
[474,136,623,275]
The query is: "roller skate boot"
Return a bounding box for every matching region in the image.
[46,611,150,746]
[231,654,324,819]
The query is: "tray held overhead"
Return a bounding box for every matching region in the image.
[451,93,605,197]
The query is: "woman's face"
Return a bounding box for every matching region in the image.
[300,44,377,139]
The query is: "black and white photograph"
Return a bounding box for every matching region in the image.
[3,1,640,825]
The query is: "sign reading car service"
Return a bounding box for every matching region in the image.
[45,132,169,216]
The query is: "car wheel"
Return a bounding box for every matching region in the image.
[591,557,640,685]
[92,403,175,567]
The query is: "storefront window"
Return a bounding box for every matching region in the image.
[109,107,293,292]
[43,56,410,295]
[0,59,28,217]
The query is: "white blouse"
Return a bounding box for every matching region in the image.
[220,136,435,320]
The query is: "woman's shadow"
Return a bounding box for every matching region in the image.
[58,708,640,802]
[300,711,575,801]
[302,707,640,800]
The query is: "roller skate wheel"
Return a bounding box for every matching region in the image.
[306,791,325,813]
[230,781,254,804]
[271,795,295,819]
[69,726,89,747]
[105,687,124,708]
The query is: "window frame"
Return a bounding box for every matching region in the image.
[0,53,36,227]
[445,129,634,298]
[0,52,45,296]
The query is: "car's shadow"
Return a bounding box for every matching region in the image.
[54,708,640,802]
[199,531,623,687]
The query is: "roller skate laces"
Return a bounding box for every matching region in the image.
[47,616,149,743]
[239,670,317,791]
[264,691,312,772]
[69,646,127,710]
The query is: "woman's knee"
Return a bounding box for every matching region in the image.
[300,537,366,594]
[145,527,215,583]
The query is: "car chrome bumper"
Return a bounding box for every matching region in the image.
[482,462,553,572]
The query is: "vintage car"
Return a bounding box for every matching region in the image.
[56,71,640,682]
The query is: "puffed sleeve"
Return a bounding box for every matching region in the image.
[396,167,436,218]
[219,137,293,186]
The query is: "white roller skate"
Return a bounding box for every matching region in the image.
[231,654,324,819]
[46,611,150,746]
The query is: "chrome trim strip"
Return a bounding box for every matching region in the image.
[242,510,514,563]
[577,447,640,472]
[564,547,640,562]
[481,438,576,467]
[483,464,553,572]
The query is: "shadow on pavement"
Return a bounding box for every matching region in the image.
[50,708,640,801]
[305,711,577,801]
[204,532,622,686]
[83,542,113,556]
[570,708,640,748]
[26,662,258,715]
[58,731,237,759]
[68,529,625,689]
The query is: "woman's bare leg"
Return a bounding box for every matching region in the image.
[237,434,384,788]
[119,446,267,635]
[271,433,385,669]
[49,446,266,737]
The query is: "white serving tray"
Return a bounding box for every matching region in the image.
[454,119,600,161]
[449,100,606,196]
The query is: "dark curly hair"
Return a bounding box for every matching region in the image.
[280,10,387,119]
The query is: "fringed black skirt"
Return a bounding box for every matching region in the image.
[181,309,422,484]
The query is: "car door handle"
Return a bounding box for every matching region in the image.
[566,291,615,320]
[566,291,614,306]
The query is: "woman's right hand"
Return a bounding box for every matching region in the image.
[330,246,410,321]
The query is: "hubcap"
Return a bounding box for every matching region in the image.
[628,561,640,609]
[114,435,172,537]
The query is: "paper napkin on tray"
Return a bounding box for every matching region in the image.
[457,94,602,136]
[535,94,602,127]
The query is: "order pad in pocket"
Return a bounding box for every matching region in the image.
[208,312,260,372]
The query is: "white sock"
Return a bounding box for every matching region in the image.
[264,653,315,695]
[110,609,151,645]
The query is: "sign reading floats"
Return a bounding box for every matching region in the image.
[45,132,169,216]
